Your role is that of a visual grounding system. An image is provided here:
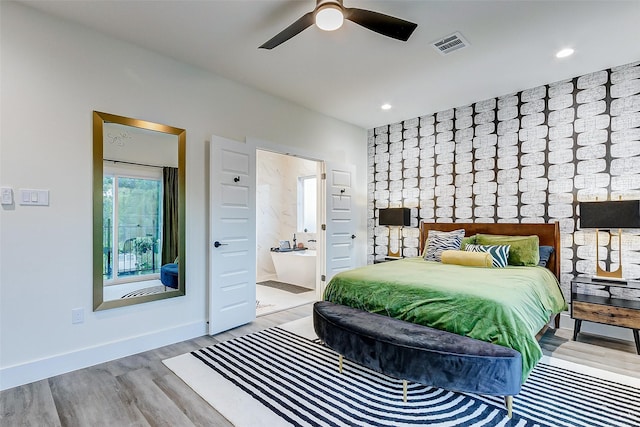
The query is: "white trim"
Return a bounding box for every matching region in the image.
[0,320,207,391]
[104,161,163,180]
[247,137,325,163]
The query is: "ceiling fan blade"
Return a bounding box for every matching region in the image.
[344,8,417,41]
[259,11,315,49]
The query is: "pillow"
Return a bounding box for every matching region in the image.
[460,234,476,250]
[538,246,554,268]
[475,234,540,266]
[441,250,492,267]
[465,244,510,268]
[423,229,465,262]
[421,232,474,257]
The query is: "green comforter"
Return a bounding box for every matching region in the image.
[324,257,567,382]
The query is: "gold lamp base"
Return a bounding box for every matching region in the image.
[388,248,401,258]
[388,226,401,258]
[595,228,623,279]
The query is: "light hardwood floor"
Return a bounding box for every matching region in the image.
[2,303,639,426]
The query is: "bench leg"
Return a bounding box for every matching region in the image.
[505,396,513,418]
[403,380,407,402]
[338,355,343,373]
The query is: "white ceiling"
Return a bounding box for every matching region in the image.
[21,0,640,129]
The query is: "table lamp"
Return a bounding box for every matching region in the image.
[378,208,411,258]
[579,200,640,279]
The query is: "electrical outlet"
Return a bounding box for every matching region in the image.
[71,308,84,324]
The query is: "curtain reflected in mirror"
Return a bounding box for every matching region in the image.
[93,111,185,311]
[162,167,179,265]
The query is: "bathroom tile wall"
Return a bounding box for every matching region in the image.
[257,150,318,282]
[367,61,640,299]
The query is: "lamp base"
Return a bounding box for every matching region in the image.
[388,225,401,258]
[595,264,623,279]
[594,228,624,280]
[388,248,401,258]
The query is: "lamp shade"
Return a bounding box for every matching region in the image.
[379,208,410,226]
[579,200,640,229]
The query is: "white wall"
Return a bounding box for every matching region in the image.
[0,2,367,390]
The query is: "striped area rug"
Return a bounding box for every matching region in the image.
[164,324,640,427]
[121,285,167,298]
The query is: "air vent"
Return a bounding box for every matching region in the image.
[431,31,469,55]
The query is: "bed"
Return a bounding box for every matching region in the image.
[323,221,567,382]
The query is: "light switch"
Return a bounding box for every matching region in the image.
[19,189,49,206]
[1,187,13,205]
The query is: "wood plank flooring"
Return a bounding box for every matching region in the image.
[2,303,639,426]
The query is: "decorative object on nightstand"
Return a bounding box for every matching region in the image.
[578,199,640,280]
[378,208,410,258]
[570,275,640,355]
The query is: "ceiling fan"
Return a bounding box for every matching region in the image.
[259,0,418,49]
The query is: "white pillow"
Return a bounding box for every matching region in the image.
[423,229,465,262]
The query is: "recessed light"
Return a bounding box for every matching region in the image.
[556,48,574,58]
[381,103,392,110]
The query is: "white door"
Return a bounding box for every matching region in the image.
[209,136,256,335]
[322,162,357,294]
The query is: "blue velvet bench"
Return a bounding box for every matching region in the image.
[313,301,522,417]
[160,263,179,289]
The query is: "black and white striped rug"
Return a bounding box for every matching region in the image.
[121,285,167,299]
[164,321,640,427]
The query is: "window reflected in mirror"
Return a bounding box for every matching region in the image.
[93,112,185,311]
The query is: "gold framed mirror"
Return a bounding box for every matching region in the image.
[93,111,186,311]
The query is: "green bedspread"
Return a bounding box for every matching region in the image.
[324,257,567,382]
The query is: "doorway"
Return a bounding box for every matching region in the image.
[209,135,357,335]
[255,150,320,316]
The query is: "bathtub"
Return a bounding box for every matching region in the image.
[270,250,316,289]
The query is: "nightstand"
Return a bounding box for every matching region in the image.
[571,275,640,354]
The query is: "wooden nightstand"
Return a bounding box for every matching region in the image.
[571,275,640,354]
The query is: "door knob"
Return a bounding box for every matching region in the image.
[351,234,356,239]
[214,241,228,248]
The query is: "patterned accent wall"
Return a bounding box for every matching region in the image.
[367,61,640,298]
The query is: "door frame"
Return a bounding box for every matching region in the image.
[249,138,327,300]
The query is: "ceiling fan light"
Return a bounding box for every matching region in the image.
[315,4,343,31]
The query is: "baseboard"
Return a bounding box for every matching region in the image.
[0,320,207,391]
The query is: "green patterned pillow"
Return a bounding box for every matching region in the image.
[465,244,510,268]
[460,234,476,250]
[475,234,540,266]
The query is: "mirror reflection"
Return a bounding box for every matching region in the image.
[93,112,185,310]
